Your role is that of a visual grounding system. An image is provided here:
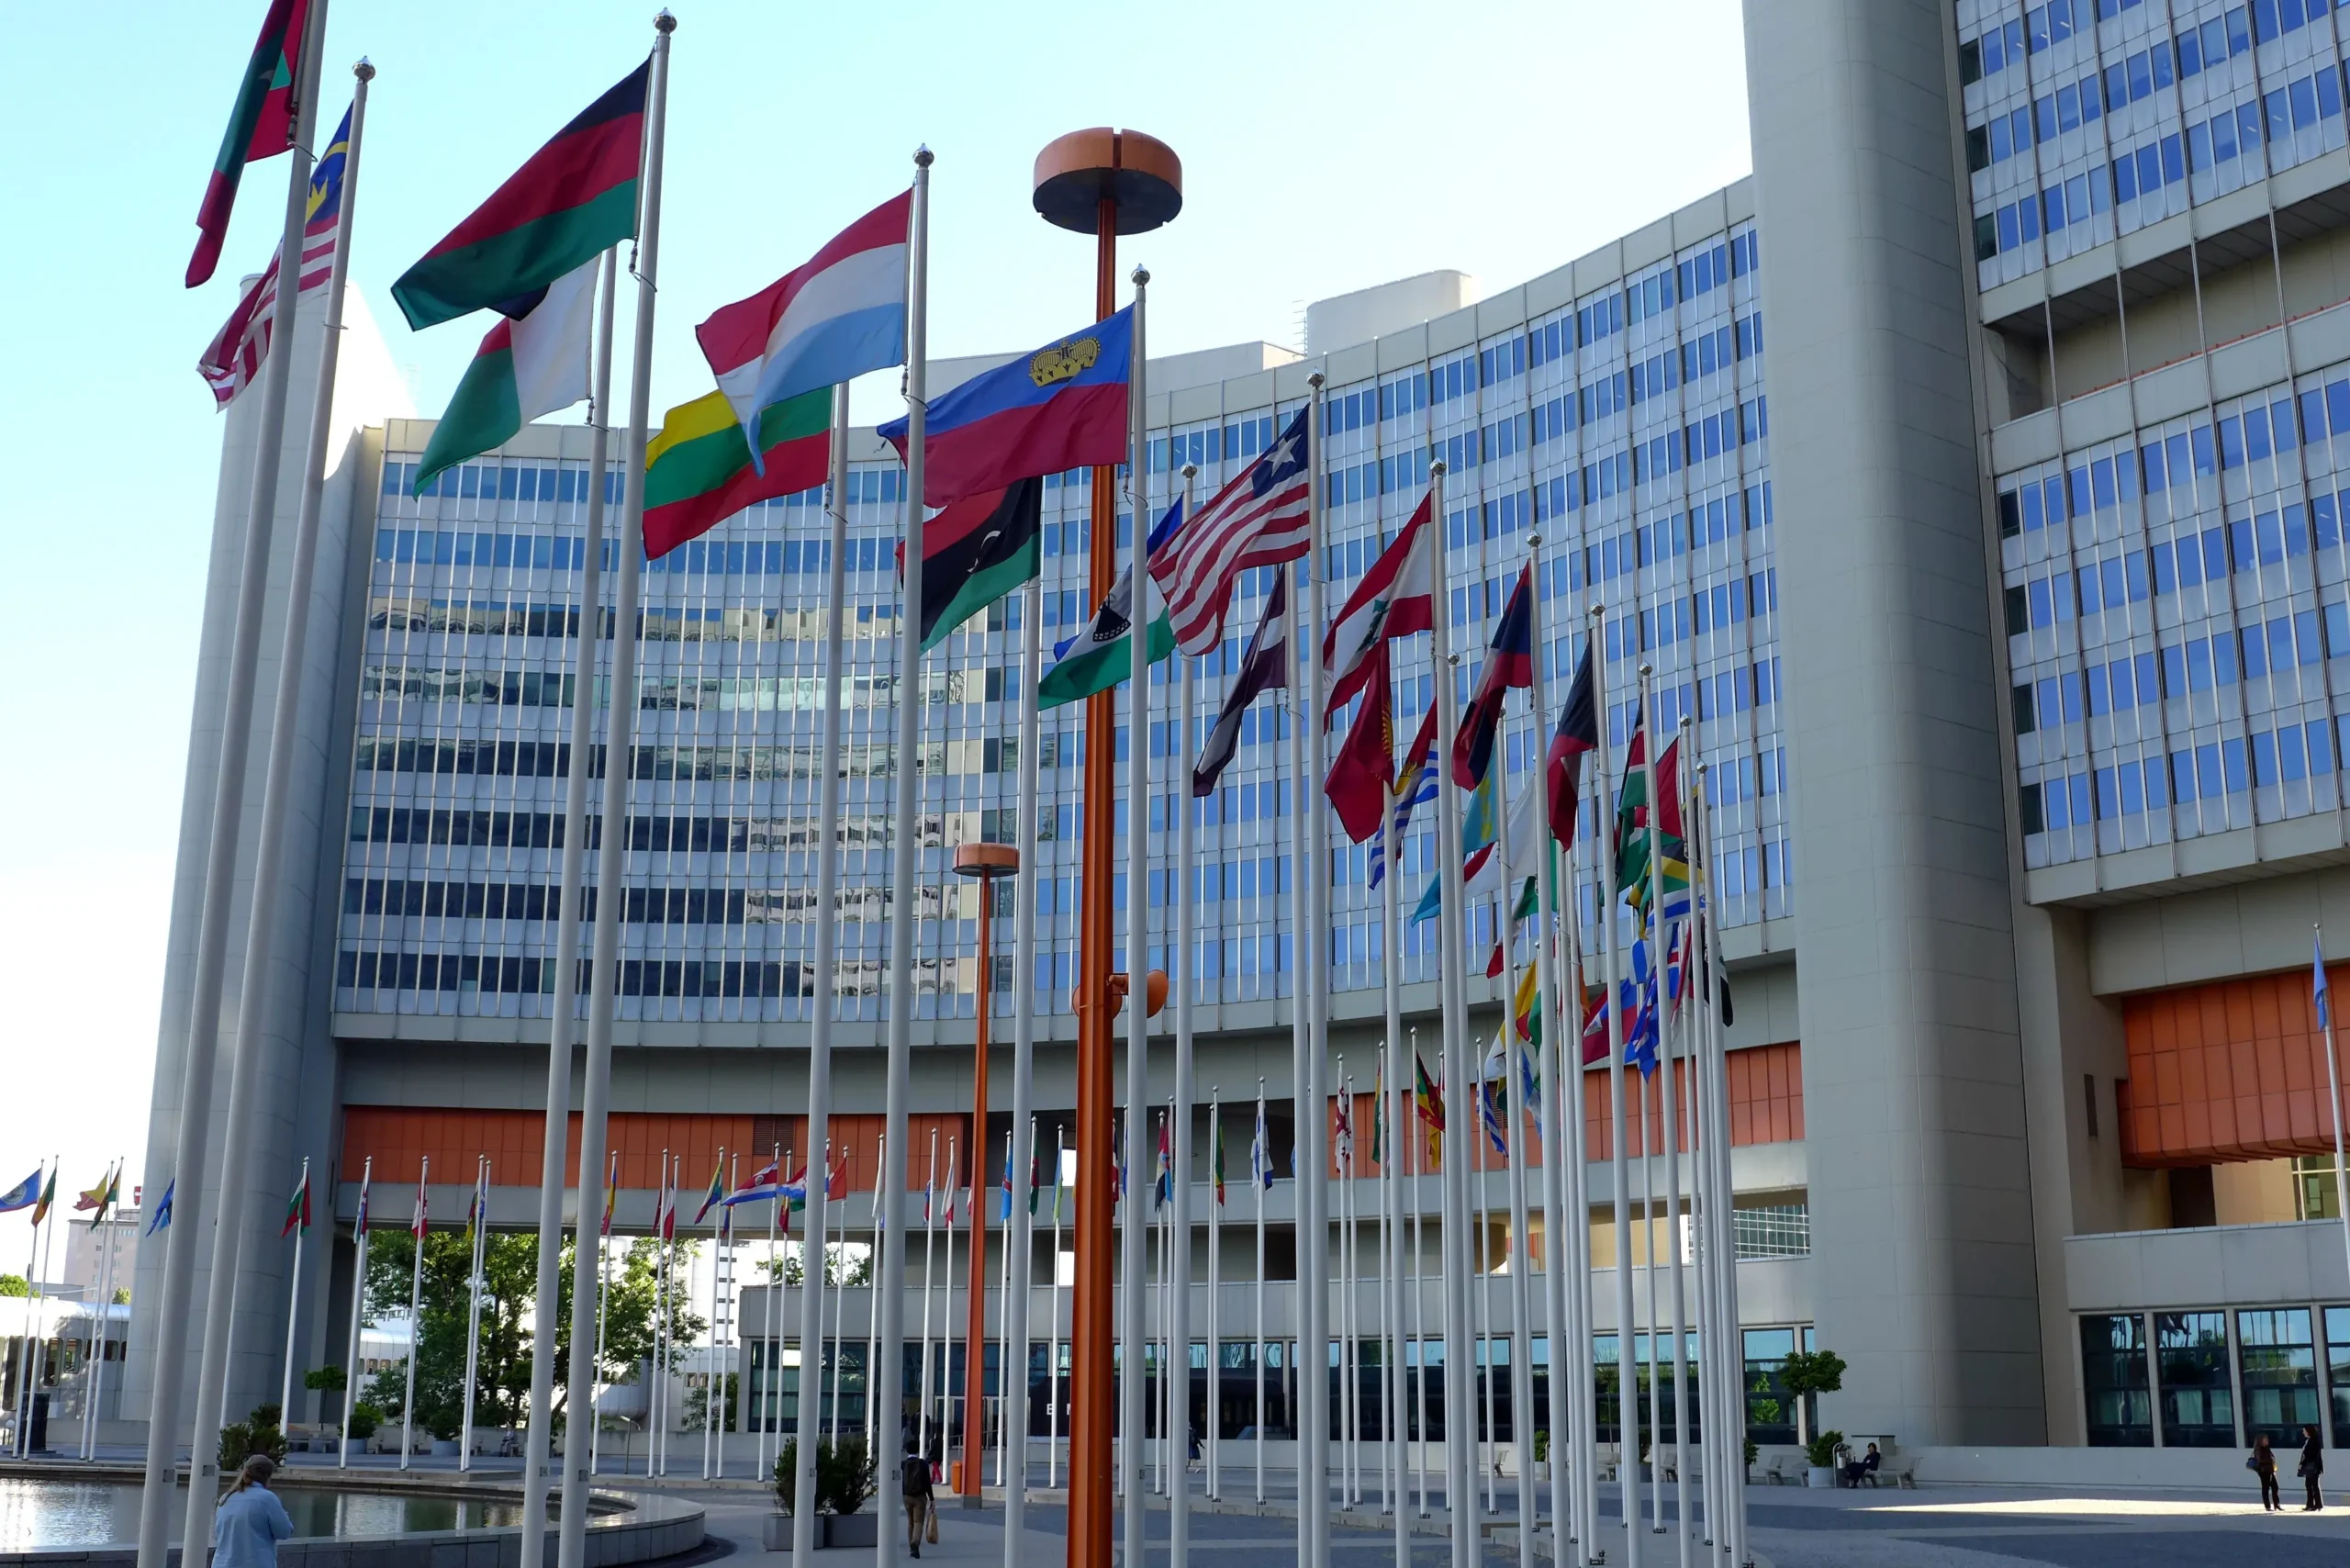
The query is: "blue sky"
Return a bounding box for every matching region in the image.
[0,0,1750,1223]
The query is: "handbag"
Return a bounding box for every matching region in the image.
[2246,1455,2261,1473]
[2300,1457,2319,1478]
[925,1504,940,1545]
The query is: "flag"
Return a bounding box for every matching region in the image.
[1250,1100,1274,1190]
[1518,1044,1543,1142]
[879,307,1134,507]
[30,1167,57,1228]
[1001,1153,1014,1222]
[828,1149,852,1203]
[1049,1138,1066,1223]
[1028,1144,1043,1216]
[1477,1077,1508,1157]
[413,257,599,493]
[1513,960,1542,1044]
[355,1170,372,1236]
[1450,565,1535,789]
[1547,641,1599,846]
[464,1167,487,1242]
[1409,763,1500,925]
[1615,726,1690,910]
[692,1159,727,1226]
[146,1180,174,1236]
[1037,501,1181,710]
[410,1172,429,1238]
[187,0,311,287]
[98,1167,123,1223]
[1485,875,1539,979]
[391,61,649,330]
[282,1172,310,1239]
[906,478,1044,653]
[1332,1096,1354,1172]
[1192,575,1287,796]
[74,1168,113,1214]
[655,1178,677,1241]
[1370,703,1438,890]
[0,1170,40,1215]
[1370,1062,1386,1170]
[1326,647,1396,845]
[1150,406,1312,653]
[1625,938,1661,1075]
[1324,492,1436,717]
[198,102,351,407]
[1212,1114,1227,1207]
[696,190,912,463]
[1413,1054,1446,1133]
[643,386,833,559]
[2319,933,2333,1031]
[1153,1117,1172,1210]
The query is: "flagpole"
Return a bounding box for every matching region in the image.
[1588,606,1639,1568]
[1409,1034,1429,1520]
[1337,1065,1357,1508]
[338,1159,370,1470]
[279,1158,308,1428]
[2322,923,2350,1328]
[1494,734,1539,1568]
[135,15,331,1559]
[399,1157,427,1472]
[1524,541,1579,1559]
[561,8,673,1558]
[461,1158,487,1473]
[867,1134,883,1455]
[1633,667,1668,1545]
[12,1162,49,1458]
[998,1130,1014,1492]
[1297,370,1334,1568]
[1427,460,1484,1563]
[1004,565,1046,1554]
[1253,1084,1267,1505]
[1381,771,1410,1564]
[647,1151,667,1479]
[1049,1124,1065,1492]
[1661,717,1695,1568]
[1676,752,1719,1561]
[1569,777,1601,1568]
[1638,1053,1661,1532]
[1206,1088,1222,1503]
[756,1143,777,1488]
[173,28,346,1551]
[790,383,854,1553]
[920,1131,938,1464]
[88,1179,122,1461]
[1168,462,1200,1557]
[1700,778,1750,1568]
[1473,1084,1498,1516]
[593,1153,615,1480]
[1118,263,1156,1568]
[520,195,618,1561]
[874,144,934,1566]
[942,1137,961,1461]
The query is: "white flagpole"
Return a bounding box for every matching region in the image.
[1589,604,1640,1568]
[1120,263,1156,1568]
[88,1179,123,1461]
[1408,1034,1429,1520]
[825,1146,845,1449]
[1297,372,1334,1568]
[867,1133,883,1452]
[1206,1090,1222,1503]
[1337,1067,1358,1507]
[1170,457,1198,1558]
[1473,1083,1497,1516]
[399,1157,427,1472]
[136,20,332,1563]
[1495,739,1539,1568]
[524,224,619,1561]
[1638,1055,1661,1532]
[1636,668,1670,1545]
[460,1157,487,1473]
[759,1144,778,1486]
[998,1130,1014,1490]
[1426,460,1487,1562]
[942,1137,961,1462]
[793,384,852,1553]
[646,1152,667,1479]
[11,1163,44,1457]
[1252,1086,1267,1505]
[875,144,935,1557]
[562,6,673,1553]
[592,1154,614,1480]
[919,1131,939,1464]
[1155,1126,1169,1499]
[338,1159,371,1470]
[2320,921,2350,1346]
[1005,558,1046,1551]
[279,1158,308,1429]
[1382,770,1410,1568]
[1048,1125,1065,1492]
[1576,763,1606,1565]
[1662,717,1694,1568]
[1700,781,1749,1568]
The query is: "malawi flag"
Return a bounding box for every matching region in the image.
[391,61,648,330]
[643,386,832,559]
[189,0,311,287]
[907,478,1043,653]
[881,307,1134,507]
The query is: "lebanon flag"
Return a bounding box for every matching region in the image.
[1323,491,1435,719]
[697,191,912,465]
[1325,646,1394,845]
[391,61,647,331]
[188,0,312,287]
[412,257,599,493]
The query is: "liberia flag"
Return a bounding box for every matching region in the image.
[187,0,311,287]
[198,103,351,408]
[1324,491,1435,719]
[1149,407,1312,655]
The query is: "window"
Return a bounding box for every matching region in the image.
[2238,1308,2320,1446]
[2080,1314,2153,1447]
[1740,1327,1810,1446]
[2155,1311,2236,1447]
[2297,1155,2344,1221]
[2327,1307,2350,1447]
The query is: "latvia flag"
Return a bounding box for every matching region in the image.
[391,62,648,330]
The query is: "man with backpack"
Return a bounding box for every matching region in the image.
[901,1439,936,1557]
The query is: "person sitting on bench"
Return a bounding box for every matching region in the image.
[1841,1442,1882,1487]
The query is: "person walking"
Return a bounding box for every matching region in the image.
[2300,1423,2326,1511]
[2251,1434,2281,1512]
[212,1457,296,1568]
[902,1439,936,1557]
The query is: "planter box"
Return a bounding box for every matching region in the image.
[759,1514,878,1551]
[1807,1466,1836,1488]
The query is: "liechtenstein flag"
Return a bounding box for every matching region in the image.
[881,307,1134,507]
[2318,932,2332,1031]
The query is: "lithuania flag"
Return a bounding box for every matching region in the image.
[391,61,648,330]
[188,0,311,287]
[912,479,1043,653]
[643,387,831,559]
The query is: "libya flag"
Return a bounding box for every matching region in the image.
[413,258,598,493]
[1037,501,1182,710]
[912,479,1042,653]
[391,61,648,330]
[643,386,831,558]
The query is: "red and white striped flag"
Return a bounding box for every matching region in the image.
[197,103,350,408]
[1149,406,1312,655]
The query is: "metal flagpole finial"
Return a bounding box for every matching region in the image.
[1133,263,1150,286]
[354,58,375,81]
[1638,662,1653,678]
[1430,458,1447,476]
[1528,532,1541,549]
[1308,371,1326,389]
[914,145,934,168]
[1587,600,1604,621]
[1182,464,1197,479]
[653,8,676,31]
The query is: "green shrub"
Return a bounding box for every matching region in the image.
[775,1436,876,1516]
[1805,1429,1844,1470]
[218,1405,289,1471]
[1744,1437,1759,1470]
[346,1402,382,1440]
[304,1366,347,1394]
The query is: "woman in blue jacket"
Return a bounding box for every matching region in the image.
[212,1456,296,1568]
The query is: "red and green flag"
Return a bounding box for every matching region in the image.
[281,1173,310,1238]
[643,387,831,559]
[413,258,597,493]
[391,61,648,330]
[188,0,312,287]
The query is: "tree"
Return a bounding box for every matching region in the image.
[364,1232,703,1439]
[762,1241,872,1291]
[683,1372,738,1430]
[110,1286,130,1305]
[0,1274,28,1298]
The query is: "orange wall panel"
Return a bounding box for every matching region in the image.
[2120,966,2350,1167]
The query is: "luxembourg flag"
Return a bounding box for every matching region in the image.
[696,190,911,468]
